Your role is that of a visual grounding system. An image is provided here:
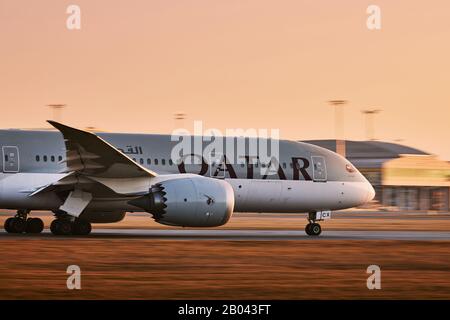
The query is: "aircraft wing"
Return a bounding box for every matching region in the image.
[48,121,158,178]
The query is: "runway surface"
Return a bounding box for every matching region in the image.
[2,228,450,240]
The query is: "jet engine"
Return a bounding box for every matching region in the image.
[128,176,235,227]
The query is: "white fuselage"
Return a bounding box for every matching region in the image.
[0,129,375,215]
[0,172,373,213]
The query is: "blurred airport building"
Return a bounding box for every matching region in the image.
[305,140,450,212]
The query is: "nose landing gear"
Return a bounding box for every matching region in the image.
[305,222,322,236]
[305,211,331,236]
[3,210,44,234]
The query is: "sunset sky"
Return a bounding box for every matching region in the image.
[1,0,449,159]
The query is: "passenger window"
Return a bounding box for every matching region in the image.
[43,155,48,162]
[132,158,136,162]
[162,159,166,165]
[58,156,62,162]
[51,156,55,162]
[147,158,151,165]
[140,158,144,165]
[169,159,173,166]
[154,159,159,165]
[36,155,40,162]
[283,163,286,169]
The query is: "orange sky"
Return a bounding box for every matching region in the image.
[1,0,449,159]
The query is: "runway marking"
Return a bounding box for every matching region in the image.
[1,229,450,240]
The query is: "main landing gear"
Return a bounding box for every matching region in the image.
[3,210,92,236]
[4,210,44,234]
[304,211,331,236]
[50,217,92,236]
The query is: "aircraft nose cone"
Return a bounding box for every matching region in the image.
[366,183,376,202]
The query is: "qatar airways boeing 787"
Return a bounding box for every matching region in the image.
[0,121,375,236]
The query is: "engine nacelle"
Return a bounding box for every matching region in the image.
[128,176,235,227]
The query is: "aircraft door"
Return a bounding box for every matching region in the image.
[2,146,20,173]
[311,156,327,182]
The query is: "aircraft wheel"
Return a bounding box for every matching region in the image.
[309,223,322,236]
[72,219,92,235]
[50,219,59,235]
[7,218,27,233]
[50,219,72,236]
[4,217,14,233]
[305,223,312,235]
[25,218,44,234]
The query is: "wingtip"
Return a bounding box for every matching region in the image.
[47,120,61,128]
[47,120,77,135]
[47,120,72,131]
[47,120,98,136]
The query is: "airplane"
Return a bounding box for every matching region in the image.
[0,121,375,236]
